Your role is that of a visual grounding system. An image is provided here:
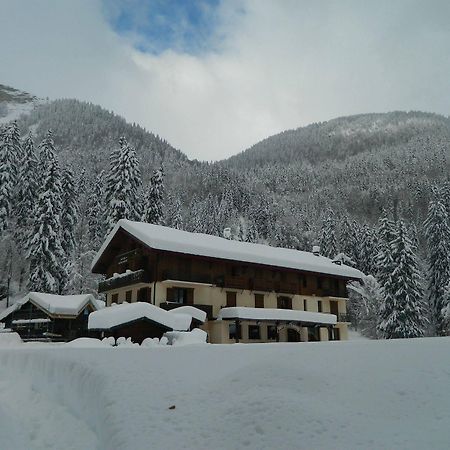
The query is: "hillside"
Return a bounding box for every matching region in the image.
[0,84,43,125]
[225,111,450,168]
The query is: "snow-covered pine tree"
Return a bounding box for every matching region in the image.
[357,224,378,275]
[338,216,359,265]
[375,213,396,289]
[38,129,57,167]
[377,219,427,339]
[348,274,383,338]
[142,167,164,225]
[60,166,78,257]
[87,171,107,250]
[26,150,65,293]
[319,210,338,259]
[14,132,39,249]
[105,137,141,233]
[423,193,450,335]
[0,121,21,233]
[166,193,183,230]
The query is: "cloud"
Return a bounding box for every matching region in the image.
[0,0,449,161]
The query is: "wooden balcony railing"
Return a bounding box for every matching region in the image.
[98,269,150,293]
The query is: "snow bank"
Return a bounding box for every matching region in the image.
[164,328,208,346]
[217,306,337,325]
[65,337,110,348]
[88,301,192,331]
[0,331,22,347]
[93,219,363,279]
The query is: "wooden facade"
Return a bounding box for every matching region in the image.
[95,228,351,304]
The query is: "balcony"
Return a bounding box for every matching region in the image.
[98,269,150,293]
[337,313,350,323]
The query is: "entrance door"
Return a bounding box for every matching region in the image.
[287,328,300,342]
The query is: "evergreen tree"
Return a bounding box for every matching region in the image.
[338,216,359,265]
[60,166,78,257]
[319,210,338,258]
[423,194,450,335]
[357,224,378,275]
[0,121,21,233]
[105,137,141,233]
[38,129,57,167]
[375,213,396,289]
[14,132,39,247]
[348,275,383,338]
[377,220,427,339]
[87,171,107,249]
[26,150,65,293]
[142,167,164,224]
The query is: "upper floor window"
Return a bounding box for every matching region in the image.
[254,294,264,308]
[277,296,292,310]
[318,300,323,313]
[167,287,193,304]
[226,291,237,307]
[317,277,323,289]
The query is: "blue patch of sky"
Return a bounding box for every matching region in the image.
[103,0,224,55]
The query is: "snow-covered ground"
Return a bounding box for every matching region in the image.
[0,337,449,450]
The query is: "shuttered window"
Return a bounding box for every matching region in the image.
[226,291,237,307]
[254,294,264,308]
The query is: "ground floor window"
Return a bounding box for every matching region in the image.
[308,326,320,342]
[267,325,278,340]
[137,287,151,302]
[126,290,132,302]
[111,293,118,304]
[229,322,241,340]
[248,325,261,340]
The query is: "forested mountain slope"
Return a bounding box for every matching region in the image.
[226,111,450,167]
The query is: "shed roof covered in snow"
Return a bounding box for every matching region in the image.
[88,302,192,331]
[217,307,337,326]
[92,220,363,279]
[0,292,102,321]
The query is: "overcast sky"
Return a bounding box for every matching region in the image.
[0,0,449,161]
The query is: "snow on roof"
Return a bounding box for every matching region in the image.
[92,220,363,279]
[0,292,100,320]
[26,292,100,316]
[217,307,337,325]
[169,306,207,323]
[88,302,192,331]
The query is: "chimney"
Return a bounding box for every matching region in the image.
[223,227,232,239]
[312,245,320,256]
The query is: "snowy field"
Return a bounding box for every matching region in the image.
[0,338,449,450]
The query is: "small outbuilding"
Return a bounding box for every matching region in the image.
[88,302,206,344]
[0,292,103,342]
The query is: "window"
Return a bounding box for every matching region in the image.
[111,293,118,304]
[125,290,132,302]
[277,296,292,309]
[303,299,308,311]
[231,266,240,277]
[308,326,320,342]
[229,323,241,340]
[137,287,151,302]
[317,277,323,289]
[318,300,323,313]
[248,325,261,340]
[254,294,264,308]
[226,291,237,307]
[267,325,278,341]
[167,288,193,304]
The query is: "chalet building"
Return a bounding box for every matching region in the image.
[92,220,363,344]
[0,292,102,342]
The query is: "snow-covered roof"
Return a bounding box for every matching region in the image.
[217,307,337,325]
[169,305,207,323]
[92,220,363,279]
[0,292,101,320]
[88,302,192,331]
